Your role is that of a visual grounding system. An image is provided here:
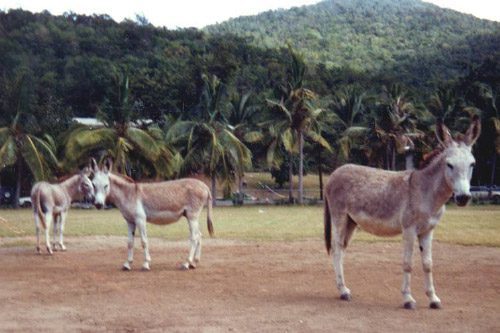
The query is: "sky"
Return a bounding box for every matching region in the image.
[0,0,499,29]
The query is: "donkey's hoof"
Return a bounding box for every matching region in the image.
[430,301,442,309]
[177,262,190,271]
[404,301,416,310]
[340,293,352,301]
[46,247,53,255]
[59,245,67,252]
[122,262,132,271]
[36,247,41,254]
[142,262,151,271]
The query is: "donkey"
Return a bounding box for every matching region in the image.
[324,117,481,309]
[89,158,214,271]
[31,169,94,254]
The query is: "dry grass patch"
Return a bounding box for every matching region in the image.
[0,205,498,247]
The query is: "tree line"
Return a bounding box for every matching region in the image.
[0,9,498,207]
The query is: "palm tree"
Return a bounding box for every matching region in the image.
[227,92,264,201]
[463,82,499,186]
[167,74,252,205]
[63,73,177,179]
[328,85,370,164]
[0,74,58,208]
[428,87,461,125]
[371,84,425,170]
[265,47,330,203]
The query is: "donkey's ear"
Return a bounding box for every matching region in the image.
[435,118,453,147]
[103,158,113,174]
[89,158,99,172]
[81,166,91,176]
[463,115,481,146]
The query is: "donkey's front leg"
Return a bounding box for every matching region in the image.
[123,222,136,271]
[136,220,151,271]
[402,227,417,309]
[419,229,441,309]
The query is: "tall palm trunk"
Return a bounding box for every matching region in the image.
[298,131,304,204]
[288,153,294,204]
[318,149,324,201]
[386,142,396,170]
[490,153,497,188]
[211,175,217,207]
[405,152,414,170]
[14,158,22,209]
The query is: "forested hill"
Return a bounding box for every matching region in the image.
[206,0,500,86]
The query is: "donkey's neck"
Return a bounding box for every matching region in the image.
[59,174,80,200]
[108,174,137,209]
[412,153,452,212]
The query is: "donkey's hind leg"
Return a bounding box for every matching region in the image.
[34,213,41,254]
[332,214,357,301]
[58,212,67,251]
[52,214,59,251]
[182,216,201,270]
[136,219,151,271]
[44,213,54,255]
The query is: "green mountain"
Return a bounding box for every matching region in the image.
[206,0,500,87]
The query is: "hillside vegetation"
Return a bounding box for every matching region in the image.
[0,1,498,204]
[206,0,500,88]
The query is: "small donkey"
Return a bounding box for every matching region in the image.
[89,158,214,271]
[31,169,94,254]
[324,117,481,309]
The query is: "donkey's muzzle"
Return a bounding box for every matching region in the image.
[95,203,104,210]
[454,194,471,207]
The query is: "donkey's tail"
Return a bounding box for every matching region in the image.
[35,189,46,230]
[206,189,214,237]
[324,195,332,255]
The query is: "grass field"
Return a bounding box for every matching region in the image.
[0,204,499,247]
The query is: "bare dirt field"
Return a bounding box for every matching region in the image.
[1,237,499,332]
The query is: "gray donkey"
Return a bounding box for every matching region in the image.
[324,117,481,309]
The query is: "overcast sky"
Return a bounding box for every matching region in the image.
[1,0,498,29]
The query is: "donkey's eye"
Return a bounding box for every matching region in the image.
[104,185,109,190]
[446,163,454,170]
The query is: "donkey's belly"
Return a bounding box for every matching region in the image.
[350,212,402,237]
[146,210,183,225]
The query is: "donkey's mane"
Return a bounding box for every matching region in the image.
[113,173,136,184]
[418,148,444,170]
[56,173,79,183]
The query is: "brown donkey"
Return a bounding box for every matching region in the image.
[324,117,481,309]
[89,158,214,271]
[31,169,94,254]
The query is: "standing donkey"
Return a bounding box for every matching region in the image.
[31,169,94,254]
[89,158,214,271]
[324,117,481,309]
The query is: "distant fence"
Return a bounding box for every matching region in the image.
[216,181,323,206]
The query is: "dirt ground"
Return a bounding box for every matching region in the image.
[0,237,499,332]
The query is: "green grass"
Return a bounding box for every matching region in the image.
[0,205,499,247]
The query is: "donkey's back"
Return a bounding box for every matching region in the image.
[325,164,412,235]
[31,181,70,214]
[139,178,211,214]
